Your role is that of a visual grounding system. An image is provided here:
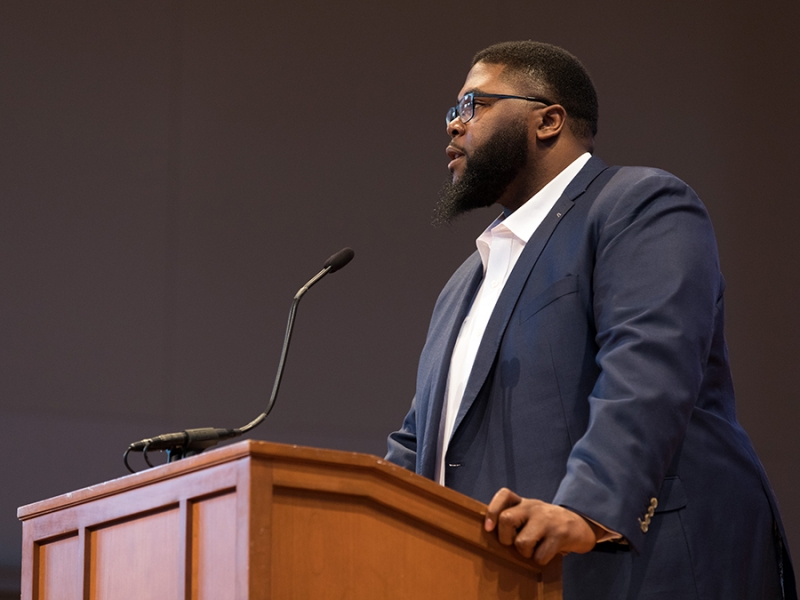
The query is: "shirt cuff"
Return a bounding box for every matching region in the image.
[582,516,625,544]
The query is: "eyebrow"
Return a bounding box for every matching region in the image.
[457,88,487,101]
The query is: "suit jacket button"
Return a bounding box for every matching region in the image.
[638,516,651,533]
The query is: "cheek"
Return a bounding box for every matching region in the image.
[462,127,483,153]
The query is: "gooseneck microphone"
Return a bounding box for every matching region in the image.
[123,247,355,473]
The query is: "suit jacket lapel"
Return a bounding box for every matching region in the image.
[451,156,610,438]
[418,254,483,477]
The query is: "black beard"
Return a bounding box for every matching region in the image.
[433,119,529,226]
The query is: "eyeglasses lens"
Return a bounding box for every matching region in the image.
[458,94,473,123]
[446,93,477,125]
[446,106,458,125]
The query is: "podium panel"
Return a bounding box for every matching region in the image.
[19,440,561,600]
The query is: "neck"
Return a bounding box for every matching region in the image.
[499,143,588,212]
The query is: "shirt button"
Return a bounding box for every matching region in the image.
[491,280,500,289]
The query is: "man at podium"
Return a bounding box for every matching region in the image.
[386,40,796,599]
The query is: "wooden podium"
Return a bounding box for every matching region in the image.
[18,440,561,599]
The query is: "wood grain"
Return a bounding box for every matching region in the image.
[19,440,561,600]
[90,507,181,600]
[36,534,81,600]
[191,491,236,600]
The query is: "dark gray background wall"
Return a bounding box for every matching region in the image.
[1,0,798,593]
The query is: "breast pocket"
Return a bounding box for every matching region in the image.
[519,274,580,323]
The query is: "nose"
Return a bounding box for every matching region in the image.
[447,116,465,138]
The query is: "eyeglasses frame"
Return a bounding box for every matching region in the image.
[446,92,555,126]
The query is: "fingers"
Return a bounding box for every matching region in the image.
[484,493,598,565]
[484,487,522,532]
[529,511,596,564]
[504,500,547,558]
[511,518,542,559]
[497,503,531,546]
[530,527,564,564]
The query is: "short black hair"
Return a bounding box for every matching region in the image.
[472,41,598,139]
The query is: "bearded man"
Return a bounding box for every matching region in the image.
[386,41,796,599]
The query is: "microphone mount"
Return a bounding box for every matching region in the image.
[123,247,355,473]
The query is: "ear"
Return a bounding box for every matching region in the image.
[534,104,567,141]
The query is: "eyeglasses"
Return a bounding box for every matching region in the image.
[445,92,555,125]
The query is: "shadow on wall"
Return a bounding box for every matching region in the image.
[0,565,19,598]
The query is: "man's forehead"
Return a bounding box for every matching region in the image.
[457,62,516,98]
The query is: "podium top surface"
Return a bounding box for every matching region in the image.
[18,439,484,520]
[18,439,563,590]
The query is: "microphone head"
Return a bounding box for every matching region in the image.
[323,247,355,273]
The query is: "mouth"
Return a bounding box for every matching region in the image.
[446,145,466,172]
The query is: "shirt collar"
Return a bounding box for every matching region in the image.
[476,152,592,267]
[502,152,592,241]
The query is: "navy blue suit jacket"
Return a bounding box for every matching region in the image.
[387,157,796,599]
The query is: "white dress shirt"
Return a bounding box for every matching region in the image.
[435,152,592,485]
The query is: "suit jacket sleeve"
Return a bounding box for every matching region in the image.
[386,395,418,471]
[551,168,722,551]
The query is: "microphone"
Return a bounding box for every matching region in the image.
[124,247,355,473]
[324,247,354,273]
[127,428,238,452]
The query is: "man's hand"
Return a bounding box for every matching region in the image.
[484,488,597,565]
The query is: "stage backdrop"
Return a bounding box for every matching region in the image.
[1,0,798,594]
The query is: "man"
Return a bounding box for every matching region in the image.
[386,41,796,599]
